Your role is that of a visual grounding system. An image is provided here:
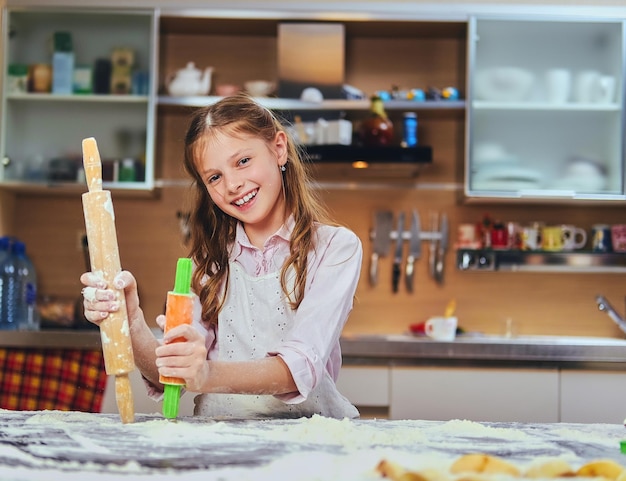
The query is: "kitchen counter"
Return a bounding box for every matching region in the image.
[4,331,626,367]
[340,333,626,369]
[0,329,101,350]
[0,409,625,480]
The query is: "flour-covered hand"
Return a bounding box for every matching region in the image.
[79,270,141,328]
[155,320,209,393]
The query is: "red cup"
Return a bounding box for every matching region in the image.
[611,224,626,252]
[490,225,509,249]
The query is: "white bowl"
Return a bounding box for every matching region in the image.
[244,80,275,97]
[474,67,535,102]
[473,142,517,164]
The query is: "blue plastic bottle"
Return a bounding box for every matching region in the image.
[12,241,39,331]
[0,236,12,329]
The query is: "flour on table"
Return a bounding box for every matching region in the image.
[24,410,117,426]
[551,426,619,447]
[2,410,625,481]
[432,419,533,441]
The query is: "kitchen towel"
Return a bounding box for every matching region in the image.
[0,347,107,412]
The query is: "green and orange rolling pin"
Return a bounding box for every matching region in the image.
[161,257,194,420]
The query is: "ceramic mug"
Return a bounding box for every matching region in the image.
[611,224,626,253]
[490,223,509,250]
[425,316,458,342]
[574,70,601,103]
[506,221,522,249]
[545,68,571,104]
[457,223,479,248]
[541,226,566,251]
[521,223,543,251]
[592,224,612,252]
[561,225,587,251]
[597,75,616,104]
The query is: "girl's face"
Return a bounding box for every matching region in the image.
[197,129,288,246]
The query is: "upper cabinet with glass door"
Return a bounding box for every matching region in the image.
[0,8,157,193]
[466,17,625,202]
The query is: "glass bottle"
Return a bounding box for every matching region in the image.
[359,96,394,147]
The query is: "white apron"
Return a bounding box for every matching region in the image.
[194,262,358,419]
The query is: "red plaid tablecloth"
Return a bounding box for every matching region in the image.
[0,348,107,412]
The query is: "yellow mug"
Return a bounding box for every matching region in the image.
[542,226,565,251]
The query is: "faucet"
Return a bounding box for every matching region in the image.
[595,295,626,335]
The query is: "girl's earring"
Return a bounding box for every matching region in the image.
[280,164,286,172]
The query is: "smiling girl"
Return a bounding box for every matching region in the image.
[81,93,362,419]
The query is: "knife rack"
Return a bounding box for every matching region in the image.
[369,210,449,287]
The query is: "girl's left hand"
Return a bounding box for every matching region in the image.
[154,314,209,392]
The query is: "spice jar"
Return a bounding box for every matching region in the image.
[29,64,52,93]
[7,64,28,94]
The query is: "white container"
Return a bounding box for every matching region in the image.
[326,119,352,145]
[545,68,571,104]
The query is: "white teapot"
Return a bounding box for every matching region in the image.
[167,62,213,96]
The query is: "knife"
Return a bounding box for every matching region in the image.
[405,210,421,293]
[435,213,449,284]
[369,210,394,286]
[392,211,405,293]
[429,211,438,280]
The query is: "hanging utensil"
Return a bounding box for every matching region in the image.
[435,213,449,284]
[392,211,405,293]
[369,210,393,286]
[429,211,439,280]
[444,298,457,317]
[405,210,421,293]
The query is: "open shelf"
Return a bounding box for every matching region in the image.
[456,248,626,273]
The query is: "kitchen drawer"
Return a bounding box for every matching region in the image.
[390,366,559,422]
[560,370,626,423]
[336,365,390,407]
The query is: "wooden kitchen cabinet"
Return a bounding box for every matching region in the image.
[389,366,560,422]
[466,17,626,202]
[157,14,465,181]
[560,370,626,423]
[157,16,466,109]
[0,7,157,192]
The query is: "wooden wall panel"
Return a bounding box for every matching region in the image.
[322,188,626,339]
[159,33,277,96]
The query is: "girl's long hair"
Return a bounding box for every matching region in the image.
[183,93,333,326]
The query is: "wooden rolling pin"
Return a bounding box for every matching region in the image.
[81,137,135,424]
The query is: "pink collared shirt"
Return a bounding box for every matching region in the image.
[196,217,362,403]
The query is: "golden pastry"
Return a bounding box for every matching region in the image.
[525,459,575,478]
[450,454,520,476]
[576,459,624,480]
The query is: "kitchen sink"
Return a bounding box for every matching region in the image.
[340,332,626,363]
[457,333,626,345]
[342,333,626,346]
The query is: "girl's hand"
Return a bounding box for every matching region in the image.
[80,270,141,327]
[155,316,209,393]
